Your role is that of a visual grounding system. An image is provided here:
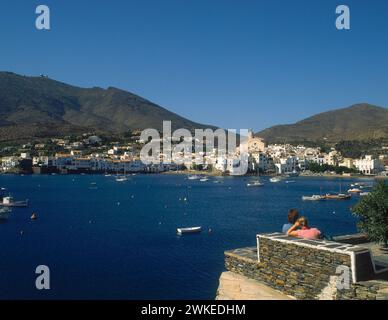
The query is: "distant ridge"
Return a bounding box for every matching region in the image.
[0,71,216,141]
[256,103,388,143]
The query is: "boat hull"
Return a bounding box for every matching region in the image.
[0,201,28,207]
[177,227,202,235]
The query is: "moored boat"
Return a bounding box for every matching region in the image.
[348,188,362,193]
[324,193,351,200]
[187,175,200,180]
[270,177,282,183]
[302,195,325,201]
[115,176,128,182]
[247,180,264,187]
[0,196,29,207]
[177,226,202,235]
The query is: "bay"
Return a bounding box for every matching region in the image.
[0,174,366,299]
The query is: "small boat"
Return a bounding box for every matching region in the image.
[104,174,112,177]
[348,188,362,193]
[188,175,200,180]
[177,226,202,235]
[115,176,128,182]
[351,182,365,187]
[302,195,325,201]
[360,192,370,196]
[325,193,351,200]
[285,180,295,184]
[247,180,264,187]
[0,196,29,207]
[199,177,209,182]
[31,213,38,220]
[270,177,282,183]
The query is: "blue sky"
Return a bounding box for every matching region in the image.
[1,0,387,131]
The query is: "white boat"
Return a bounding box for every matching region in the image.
[247,180,264,187]
[177,226,202,235]
[360,192,370,196]
[348,188,362,193]
[115,176,128,182]
[188,175,200,180]
[351,182,365,187]
[270,177,282,183]
[302,195,325,201]
[199,177,209,182]
[0,196,29,207]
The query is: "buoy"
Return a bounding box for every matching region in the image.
[31,213,37,220]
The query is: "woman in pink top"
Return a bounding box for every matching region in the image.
[287,217,321,240]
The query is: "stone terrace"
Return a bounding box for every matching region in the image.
[223,233,388,300]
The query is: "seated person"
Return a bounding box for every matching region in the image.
[287,217,321,240]
[282,208,299,233]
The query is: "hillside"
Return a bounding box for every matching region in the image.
[256,104,388,143]
[0,72,215,142]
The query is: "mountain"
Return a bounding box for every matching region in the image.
[256,104,388,143]
[0,71,216,142]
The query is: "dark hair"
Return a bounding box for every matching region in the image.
[298,216,308,228]
[288,209,299,224]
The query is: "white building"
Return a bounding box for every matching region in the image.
[1,156,19,172]
[354,155,382,175]
[274,156,298,175]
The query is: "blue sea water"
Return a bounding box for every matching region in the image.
[0,174,369,300]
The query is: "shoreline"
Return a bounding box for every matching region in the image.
[1,170,386,180]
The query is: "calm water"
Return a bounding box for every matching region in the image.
[0,174,369,299]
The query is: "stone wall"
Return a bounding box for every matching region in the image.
[224,234,388,300]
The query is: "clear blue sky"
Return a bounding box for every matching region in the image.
[1,0,387,131]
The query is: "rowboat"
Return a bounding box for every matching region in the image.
[177,226,202,235]
[302,195,325,201]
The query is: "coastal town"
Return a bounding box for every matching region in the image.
[1,130,387,177]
